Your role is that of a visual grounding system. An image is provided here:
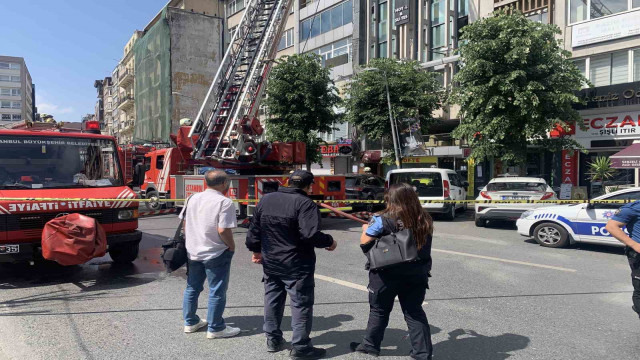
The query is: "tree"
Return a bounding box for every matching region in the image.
[451,10,587,169]
[588,156,617,195]
[264,53,342,170]
[345,58,443,163]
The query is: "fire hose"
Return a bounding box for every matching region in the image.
[319,203,368,225]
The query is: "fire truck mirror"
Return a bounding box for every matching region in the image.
[132,163,146,186]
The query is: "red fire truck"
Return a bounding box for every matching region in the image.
[0,121,143,263]
[140,127,346,213]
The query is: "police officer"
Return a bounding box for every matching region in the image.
[606,202,640,320]
[246,170,337,359]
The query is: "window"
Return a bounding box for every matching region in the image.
[1,114,10,120]
[12,114,21,121]
[311,37,353,67]
[378,1,388,57]
[570,0,637,24]
[634,49,640,82]
[227,0,244,14]
[12,88,20,96]
[0,62,17,70]
[0,88,8,96]
[278,28,294,51]
[526,8,549,23]
[229,26,237,38]
[0,101,9,109]
[11,101,21,109]
[430,0,446,60]
[300,0,352,41]
[156,155,164,170]
[589,52,628,86]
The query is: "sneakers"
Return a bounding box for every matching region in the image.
[267,337,286,353]
[349,342,380,357]
[207,326,241,339]
[289,346,327,359]
[184,319,207,333]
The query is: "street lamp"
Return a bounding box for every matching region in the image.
[361,67,402,169]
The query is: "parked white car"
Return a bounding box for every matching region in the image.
[475,177,557,227]
[516,187,640,248]
[386,168,467,220]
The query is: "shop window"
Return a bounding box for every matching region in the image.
[570,0,637,24]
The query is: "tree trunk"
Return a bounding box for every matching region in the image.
[306,159,312,171]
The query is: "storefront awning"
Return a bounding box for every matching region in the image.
[611,143,640,168]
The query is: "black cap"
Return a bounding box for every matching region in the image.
[289,170,314,188]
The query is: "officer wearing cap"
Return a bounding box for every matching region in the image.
[246,170,337,359]
[606,202,640,320]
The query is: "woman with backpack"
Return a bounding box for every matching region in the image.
[350,183,434,359]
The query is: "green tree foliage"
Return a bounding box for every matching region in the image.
[345,58,443,160]
[264,53,342,170]
[451,10,587,166]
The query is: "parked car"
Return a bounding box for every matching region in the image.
[345,174,386,212]
[475,177,557,227]
[386,168,467,220]
[517,187,640,248]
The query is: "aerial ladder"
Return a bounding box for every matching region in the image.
[188,0,294,163]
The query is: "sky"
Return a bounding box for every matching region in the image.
[3,0,169,122]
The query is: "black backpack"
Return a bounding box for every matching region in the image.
[365,217,420,271]
[161,199,190,273]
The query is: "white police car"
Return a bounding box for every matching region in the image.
[516,187,640,248]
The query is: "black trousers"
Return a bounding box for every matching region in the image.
[263,273,315,350]
[626,247,640,317]
[362,269,433,360]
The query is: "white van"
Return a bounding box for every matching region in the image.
[385,168,468,220]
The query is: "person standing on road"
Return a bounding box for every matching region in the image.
[605,202,640,320]
[246,170,337,360]
[180,170,241,338]
[351,183,434,359]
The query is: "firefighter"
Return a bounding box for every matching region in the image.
[246,170,337,359]
[606,204,640,320]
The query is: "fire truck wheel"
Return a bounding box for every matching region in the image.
[145,190,163,211]
[109,242,140,264]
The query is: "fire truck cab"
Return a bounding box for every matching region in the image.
[0,121,143,264]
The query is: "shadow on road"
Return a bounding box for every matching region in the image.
[522,238,626,256]
[223,314,356,338]
[433,329,530,360]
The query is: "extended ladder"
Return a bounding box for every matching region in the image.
[188,0,294,162]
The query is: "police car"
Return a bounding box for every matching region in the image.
[516,187,640,248]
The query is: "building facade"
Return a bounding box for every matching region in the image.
[226,0,356,174]
[0,56,34,125]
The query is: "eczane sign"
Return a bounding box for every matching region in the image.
[572,10,640,47]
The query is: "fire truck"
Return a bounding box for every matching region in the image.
[140,0,346,212]
[0,121,143,263]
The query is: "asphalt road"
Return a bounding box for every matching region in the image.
[1,211,639,360]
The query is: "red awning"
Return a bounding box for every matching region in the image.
[611,143,640,168]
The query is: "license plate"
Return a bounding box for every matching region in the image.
[501,196,528,200]
[0,245,19,254]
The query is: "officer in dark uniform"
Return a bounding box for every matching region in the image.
[246,170,337,359]
[606,201,640,320]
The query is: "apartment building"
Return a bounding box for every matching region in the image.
[226,0,356,174]
[0,56,34,125]
[353,0,640,193]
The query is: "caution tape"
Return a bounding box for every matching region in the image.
[0,197,638,204]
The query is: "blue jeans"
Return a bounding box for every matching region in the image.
[183,250,234,332]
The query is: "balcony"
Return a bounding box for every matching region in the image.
[117,94,134,111]
[119,69,134,87]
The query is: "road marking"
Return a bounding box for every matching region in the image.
[434,233,510,246]
[432,248,577,272]
[314,274,368,292]
[314,274,428,305]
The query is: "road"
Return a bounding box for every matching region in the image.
[1,211,639,360]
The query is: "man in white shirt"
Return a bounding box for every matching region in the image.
[180,170,241,339]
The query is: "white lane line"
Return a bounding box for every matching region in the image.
[314,274,428,305]
[434,234,510,246]
[314,274,368,292]
[432,248,577,273]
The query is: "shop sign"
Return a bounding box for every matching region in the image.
[577,111,640,139]
[572,10,640,47]
[394,0,410,26]
[402,156,437,164]
[320,144,352,157]
[611,158,640,168]
[561,150,578,185]
[576,81,640,110]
